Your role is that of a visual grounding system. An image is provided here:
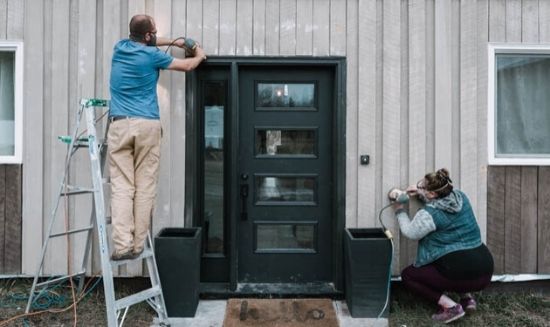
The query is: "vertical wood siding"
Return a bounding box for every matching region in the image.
[0,165,22,274]
[1,0,546,275]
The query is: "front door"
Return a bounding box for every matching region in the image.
[237,66,334,283]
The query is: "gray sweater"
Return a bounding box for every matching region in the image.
[395,191,465,240]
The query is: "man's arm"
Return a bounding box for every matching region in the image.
[167,46,206,72]
[155,37,184,47]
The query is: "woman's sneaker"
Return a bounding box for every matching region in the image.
[432,304,465,324]
[460,297,477,312]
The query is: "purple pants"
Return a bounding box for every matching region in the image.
[401,264,492,303]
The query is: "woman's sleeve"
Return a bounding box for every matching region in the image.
[395,208,436,240]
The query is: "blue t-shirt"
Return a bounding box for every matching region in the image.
[109,39,174,119]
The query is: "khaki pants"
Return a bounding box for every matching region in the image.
[108,118,161,254]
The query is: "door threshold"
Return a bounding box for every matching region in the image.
[200,282,343,299]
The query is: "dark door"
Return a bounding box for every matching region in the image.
[238,66,334,283]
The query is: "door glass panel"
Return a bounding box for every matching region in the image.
[255,129,316,156]
[255,176,316,204]
[256,83,315,109]
[256,223,316,252]
[203,81,226,254]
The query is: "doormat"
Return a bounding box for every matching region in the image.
[223,298,339,327]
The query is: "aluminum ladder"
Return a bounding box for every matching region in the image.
[25,98,169,327]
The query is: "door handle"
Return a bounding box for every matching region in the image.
[240,183,249,221]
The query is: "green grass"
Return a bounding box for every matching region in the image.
[389,285,550,326]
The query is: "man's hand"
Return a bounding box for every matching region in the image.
[194,46,207,60]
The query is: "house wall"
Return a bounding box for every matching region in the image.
[1,0,548,276]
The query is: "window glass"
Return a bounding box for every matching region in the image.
[496,54,550,157]
[256,83,315,109]
[0,51,15,156]
[203,81,226,254]
[255,129,316,156]
[255,175,316,204]
[256,223,315,252]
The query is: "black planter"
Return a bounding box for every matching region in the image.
[344,228,392,318]
[155,227,202,317]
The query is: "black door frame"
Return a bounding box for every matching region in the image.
[185,57,346,294]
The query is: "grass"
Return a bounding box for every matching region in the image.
[1,278,550,326]
[389,284,550,326]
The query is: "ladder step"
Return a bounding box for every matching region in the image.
[110,249,154,267]
[50,225,94,238]
[60,187,95,196]
[36,271,86,288]
[115,286,162,310]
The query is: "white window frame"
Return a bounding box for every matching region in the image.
[488,43,550,166]
[0,41,23,164]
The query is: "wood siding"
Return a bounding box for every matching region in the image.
[0,165,22,274]
[0,0,548,275]
[487,167,550,274]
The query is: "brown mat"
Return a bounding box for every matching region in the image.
[223,298,339,327]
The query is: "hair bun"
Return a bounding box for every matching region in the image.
[436,168,452,183]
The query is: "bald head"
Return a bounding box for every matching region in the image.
[129,15,155,42]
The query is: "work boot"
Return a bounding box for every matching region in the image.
[111,249,135,261]
[431,304,465,324]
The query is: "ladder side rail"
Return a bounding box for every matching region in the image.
[143,234,169,323]
[25,104,86,314]
[85,105,118,327]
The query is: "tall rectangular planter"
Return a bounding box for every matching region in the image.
[344,228,392,318]
[155,227,202,317]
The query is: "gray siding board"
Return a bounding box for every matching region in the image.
[330,0,346,56]
[280,0,297,55]
[506,0,522,42]
[522,0,539,43]
[203,0,219,54]
[460,0,478,220]
[434,0,453,171]
[403,0,426,270]
[264,0,279,55]
[541,1,550,42]
[476,0,488,241]
[382,0,401,273]
[0,0,6,39]
[220,0,237,55]
[7,0,24,39]
[236,0,253,55]
[312,0,329,56]
[42,0,70,275]
[296,0,313,55]
[252,0,265,55]
[170,0,188,229]
[345,0,358,227]
[21,0,44,275]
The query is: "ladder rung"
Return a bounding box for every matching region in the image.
[60,188,95,196]
[115,286,162,310]
[110,249,154,267]
[36,271,86,288]
[50,225,94,238]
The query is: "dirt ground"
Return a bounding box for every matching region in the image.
[2,278,550,326]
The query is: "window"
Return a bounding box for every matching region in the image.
[488,44,550,165]
[0,42,23,164]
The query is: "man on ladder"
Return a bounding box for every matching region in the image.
[109,14,206,260]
